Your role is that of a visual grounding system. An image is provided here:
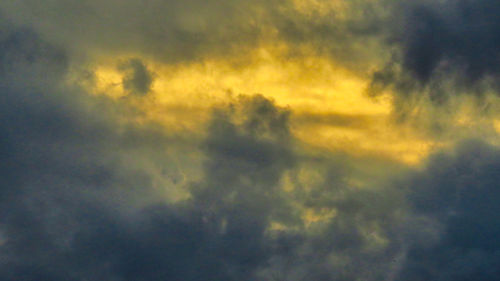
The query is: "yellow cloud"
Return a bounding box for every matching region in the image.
[87,44,442,165]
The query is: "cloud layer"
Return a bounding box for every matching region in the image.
[2,1,500,280]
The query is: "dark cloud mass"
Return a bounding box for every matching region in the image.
[371,0,500,104]
[119,58,154,95]
[0,24,202,280]
[0,25,302,280]
[3,1,500,281]
[399,140,500,281]
[0,22,403,281]
[400,0,500,84]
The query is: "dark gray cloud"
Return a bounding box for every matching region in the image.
[0,23,298,280]
[119,58,154,95]
[396,140,500,281]
[0,23,409,281]
[3,11,500,281]
[0,24,205,281]
[370,0,500,106]
[399,0,500,85]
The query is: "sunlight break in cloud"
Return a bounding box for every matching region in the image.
[2,1,500,280]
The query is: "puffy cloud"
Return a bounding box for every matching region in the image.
[0,23,409,281]
[2,2,500,281]
[0,24,295,280]
[370,0,500,106]
[119,58,155,95]
[0,24,198,280]
[398,0,500,85]
[398,140,500,281]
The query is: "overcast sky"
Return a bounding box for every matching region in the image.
[2,0,500,280]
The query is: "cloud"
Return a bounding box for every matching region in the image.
[11,0,500,105]
[397,140,500,281]
[292,111,379,129]
[0,0,389,73]
[370,0,500,106]
[3,5,500,281]
[399,0,500,85]
[0,24,201,280]
[119,58,155,95]
[0,23,411,280]
[0,25,297,279]
[0,0,279,63]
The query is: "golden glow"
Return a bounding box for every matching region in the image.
[302,208,337,227]
[93,66,125,98]
[88,45,444,165]
[494,120,500,133]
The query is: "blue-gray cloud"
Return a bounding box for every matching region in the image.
[119,58,154,95]
[398,140,500,281]
[2,8,500,281]
[371,0,500,105]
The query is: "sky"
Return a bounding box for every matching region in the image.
[2,0,500,280]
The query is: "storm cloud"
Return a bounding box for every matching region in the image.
[370,0,500,106]
[0,22,403,281]
[399,140,500,281]
[119,58,155,95]
[2,1,500,281]
[399,0,500,85]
